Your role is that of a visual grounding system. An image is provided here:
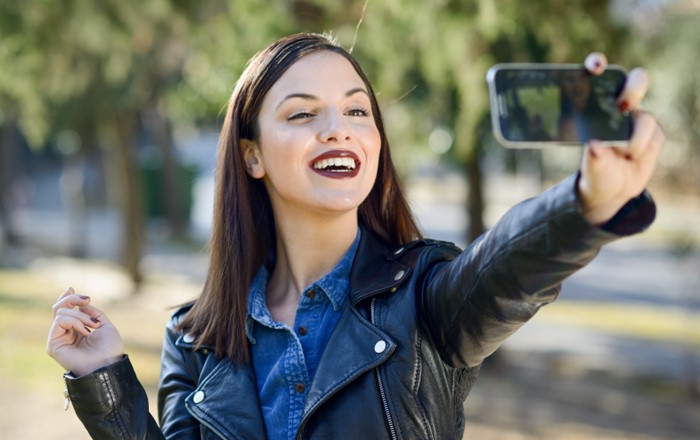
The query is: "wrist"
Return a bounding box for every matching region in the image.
[579,196,629,226]
[576,174,629,226]
[69,354,125,378]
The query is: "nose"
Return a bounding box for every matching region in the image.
[319,110,351,143]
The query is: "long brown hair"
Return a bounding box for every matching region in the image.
[179,33,422,363]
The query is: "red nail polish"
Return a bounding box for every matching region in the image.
[80,295,90,300]
[618,100,630,113]
[91,317,100,324]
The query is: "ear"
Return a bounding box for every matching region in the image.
[240,139,265,179]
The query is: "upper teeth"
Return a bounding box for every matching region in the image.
[313,157,356,170]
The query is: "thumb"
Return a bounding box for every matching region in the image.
[579,140,620,200]
[581,140,610,175]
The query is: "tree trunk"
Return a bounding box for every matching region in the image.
[465,141,485,242]
[111,111,144,289]
[141,98,187,237]
[0,108,21,245]
[60,153,88,258]
[455,106,488,244]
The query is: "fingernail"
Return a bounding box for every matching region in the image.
[588,140,603,157]
[80,295,90,300]
[90,317,101,324]
[618,100,630,113]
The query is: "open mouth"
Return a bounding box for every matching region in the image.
[310,150,360,178]
[313,157,357,172]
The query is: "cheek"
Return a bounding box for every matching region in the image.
[259,131,306,171]
[362,125,382,156]
[363,130,382,185]
[369,133,382,172]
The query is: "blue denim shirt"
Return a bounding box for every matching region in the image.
[245,231,360,440]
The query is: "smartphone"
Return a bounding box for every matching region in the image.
[486,63,632,148]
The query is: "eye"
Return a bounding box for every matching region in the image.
[346,107,370,117]
[287,111,316,121]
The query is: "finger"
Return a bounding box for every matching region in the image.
[50,315,93,339]
[636,118,665,169]
[582,139,616,173]
[52,292,91,316]
[626,111,658,160]
[56,286,75,302]
[77,303,110,325]
[619,68,649,113]
[585,52,608,76]
[56,307,102,329]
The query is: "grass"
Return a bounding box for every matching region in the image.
[538,300,700,347]
[2,261,695,395]
[0,269,66,391]
[0,266,181,393]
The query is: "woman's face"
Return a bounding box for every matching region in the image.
[244,50,381,218]
[561,70,591,111]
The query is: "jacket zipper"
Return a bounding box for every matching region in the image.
[371,298,398,440]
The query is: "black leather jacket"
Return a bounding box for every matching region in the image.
[64,176,655,439]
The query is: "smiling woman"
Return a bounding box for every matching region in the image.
[47,33,663,440]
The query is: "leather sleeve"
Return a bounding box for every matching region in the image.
[64,313,202,439]
[421,174,655,368]
[64,356,164,440]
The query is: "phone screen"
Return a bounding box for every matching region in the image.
[487,65,632,147]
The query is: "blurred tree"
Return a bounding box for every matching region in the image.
[0,0,296,287]
[0,0,191,285]
[640,4,700,192]
[344,0,631,241]
[634,1,700,400]
[1,0,661,285]
[0,106,22,245]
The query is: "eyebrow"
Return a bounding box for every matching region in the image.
[276,87,370,110]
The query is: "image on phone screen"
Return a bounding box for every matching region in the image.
[487,65,632,147]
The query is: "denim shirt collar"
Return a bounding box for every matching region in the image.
[245,229,361,343]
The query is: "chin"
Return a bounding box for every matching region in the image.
[316,195,366,213]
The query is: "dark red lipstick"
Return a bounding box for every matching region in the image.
[309,150,361,179]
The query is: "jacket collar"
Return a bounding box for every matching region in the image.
[349,225,413,305]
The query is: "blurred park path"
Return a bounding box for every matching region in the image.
[1,167,699,439]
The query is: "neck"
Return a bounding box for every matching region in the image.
[266,210,359,304]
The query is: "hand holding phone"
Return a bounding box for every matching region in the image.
[486,63,632,148]
[488,55,663,227]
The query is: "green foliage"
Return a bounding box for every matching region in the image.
[342,0,631,166]
[0,0,632,152]
[2,0,695,179]
[641,9,700,189]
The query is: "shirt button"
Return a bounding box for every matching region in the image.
[374,340,387,353]
[306,289,316,299]
[193,391,205,403]
[298,326,308,336]
[295,383,306,393]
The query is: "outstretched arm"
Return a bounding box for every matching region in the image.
[422,55,662,368]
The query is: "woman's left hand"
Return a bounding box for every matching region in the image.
[577,53,665,226]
